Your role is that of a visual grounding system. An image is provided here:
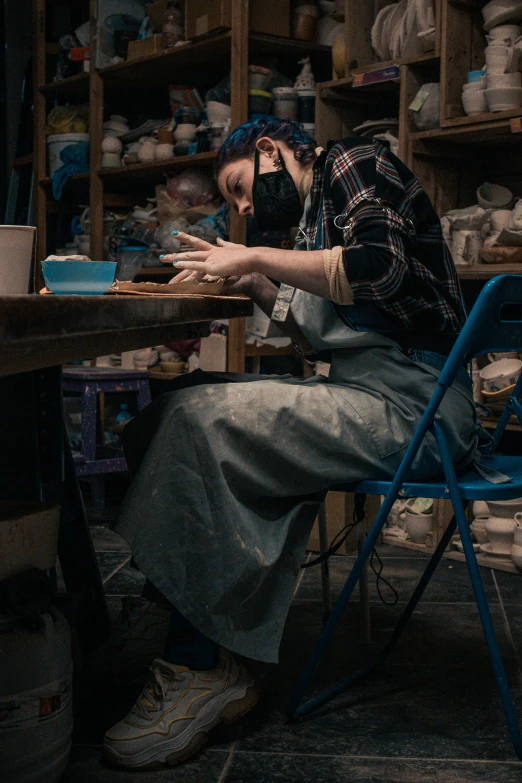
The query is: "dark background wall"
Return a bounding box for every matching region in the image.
[1,0,33,219]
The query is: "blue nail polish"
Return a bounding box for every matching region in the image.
[172,260,178,265]
[171,230,179,235]
[159,254,166,259]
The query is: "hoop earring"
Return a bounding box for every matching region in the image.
[273,157,282,169]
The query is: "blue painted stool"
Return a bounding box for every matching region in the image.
[62,367,151,512]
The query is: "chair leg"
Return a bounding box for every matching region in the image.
[356,521,371,645]
[287,500,457,719]
[317,502,331,620]
[433,424,522,760]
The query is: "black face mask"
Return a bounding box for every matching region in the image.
[252,148,304,232]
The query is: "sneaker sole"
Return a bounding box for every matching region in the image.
[103,680,260,770]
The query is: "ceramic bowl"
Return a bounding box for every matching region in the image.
[467,69,487,83]
[487,498,522,517]
[485,86,522,110]
[462,89,488,114]
[463,79,486,91]
[480,357,522,392]
[487,71,522,87]
[404,510,433,544]
[488,23,522,42]
[206,101,231,124]
[41,260,116,296]
[155,143,174,160]
[510,543,522,569]
[482,0,522,32]
[485,515,516,553]
[110,114,128,125]
[470,519,489,545]
[103,120,129,135]
[477,181,513,208]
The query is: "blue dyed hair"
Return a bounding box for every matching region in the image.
[215,117,316,175]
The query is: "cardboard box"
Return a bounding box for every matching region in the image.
[186,0,290,40]
[147,0,170,32]
[0,501,60,581]
[127,34,165,60]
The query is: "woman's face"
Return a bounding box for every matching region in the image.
[217,137,302,218]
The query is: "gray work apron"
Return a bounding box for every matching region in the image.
[113,218,479,664]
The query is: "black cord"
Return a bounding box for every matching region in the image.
[302,493,400,606]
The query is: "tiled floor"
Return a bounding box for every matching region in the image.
[64,529,522,782]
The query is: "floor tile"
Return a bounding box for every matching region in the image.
[102,561,146,595]
[90,525,131,554]
[296,553,500,604]
[63,745,229,782]
[95,552,130,583]
[225,752,522,783]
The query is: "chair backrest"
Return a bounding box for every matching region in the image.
[437,275,522,390]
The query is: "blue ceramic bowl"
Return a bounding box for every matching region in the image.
[41,260,116,296]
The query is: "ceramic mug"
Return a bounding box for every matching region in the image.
[490,209,512,230]
[452,229,482,265]
[485,515,516,554]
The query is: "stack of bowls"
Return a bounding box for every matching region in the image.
[482,15,522,110]
[462,70,487,115]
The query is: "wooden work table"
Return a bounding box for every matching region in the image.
[0,294,252,377]
[0,293,252,651]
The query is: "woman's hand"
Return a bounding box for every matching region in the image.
[162,231,254,279]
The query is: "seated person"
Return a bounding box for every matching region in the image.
[103,118,478,769]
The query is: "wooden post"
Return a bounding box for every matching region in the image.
[228,0,249,372]
[33,0,47,284]
[89,0,104,261]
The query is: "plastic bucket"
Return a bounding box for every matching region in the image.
[47,133,89,177]
[0,225,36,294]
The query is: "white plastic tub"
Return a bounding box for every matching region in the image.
[47,133,89,177]
[0,225,36,294]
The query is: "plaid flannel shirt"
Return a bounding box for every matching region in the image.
[299,138,466,336]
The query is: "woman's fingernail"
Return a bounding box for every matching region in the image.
[159,254,166,259]
[172,230,179,235]
[172,260,178,265]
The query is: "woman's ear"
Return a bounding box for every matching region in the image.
[256,136,278,157]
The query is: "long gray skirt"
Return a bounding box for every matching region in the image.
[113,345,479,663]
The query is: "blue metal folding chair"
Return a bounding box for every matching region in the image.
[288,274,522,759]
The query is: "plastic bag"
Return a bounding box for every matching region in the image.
[411,83,440,131]
[166,169,218,209]
[46,105,89,135]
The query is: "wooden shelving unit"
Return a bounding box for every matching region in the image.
[33,0,331,371]
[317,0,522,566]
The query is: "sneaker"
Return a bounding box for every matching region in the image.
[103,649,259,769]
[88,596,171,677]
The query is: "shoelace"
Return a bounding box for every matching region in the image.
[132,659,188,720]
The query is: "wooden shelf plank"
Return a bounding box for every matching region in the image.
[100,33,232,87]
[410,119,522,146]
[249,32,332,59]
[456,264,522,279]
[441,108,522,128]
[39,73,90,95]
[351,53,439,75]
[39,172,90,187]
[98,151,217,183]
